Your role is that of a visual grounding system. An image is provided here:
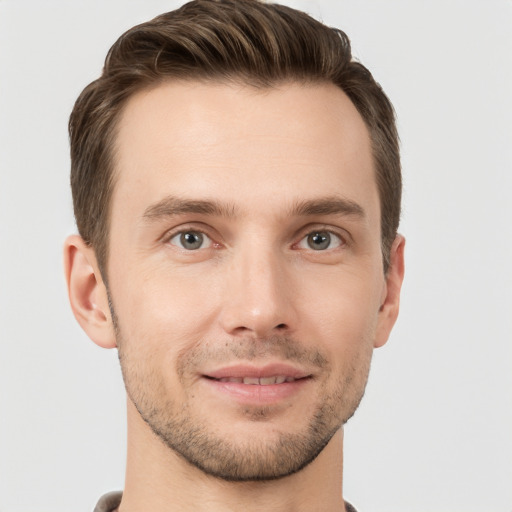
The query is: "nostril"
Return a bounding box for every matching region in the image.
[276,323,287,330]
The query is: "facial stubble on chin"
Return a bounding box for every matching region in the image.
[109,300,373,482]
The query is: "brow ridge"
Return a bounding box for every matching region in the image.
[143,196,238,220]
[142,194,365,222]
[290,196,365,218]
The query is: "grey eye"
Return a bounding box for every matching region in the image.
[297,230,343,251]
[181,232,203,250]
[307,231,331,250]
[169,231,211,250]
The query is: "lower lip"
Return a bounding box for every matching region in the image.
[200,377,311,405]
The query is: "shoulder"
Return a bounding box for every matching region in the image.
[93,491,123,512]
[345,501,359,512]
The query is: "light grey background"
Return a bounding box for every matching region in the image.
[1,1,511,511]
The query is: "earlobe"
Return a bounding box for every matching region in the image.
[63,235,116,349]
[374,234,405,348]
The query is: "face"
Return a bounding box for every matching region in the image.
[105,81,397,481]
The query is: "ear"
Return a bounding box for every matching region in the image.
[63,235,116,349]
[374,234,405,348]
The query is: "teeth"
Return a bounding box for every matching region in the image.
[243,377,260,385]
[217,376,294,385]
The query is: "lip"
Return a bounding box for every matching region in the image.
[200,363,312,405]
[204,363,311,380]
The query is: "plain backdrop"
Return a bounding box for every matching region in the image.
[1,1,511,511]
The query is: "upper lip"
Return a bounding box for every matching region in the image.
[203,363,311,380]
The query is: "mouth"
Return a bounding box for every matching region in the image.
[203,363,311,382]
[200,364,313,404]
[207,375,302,385]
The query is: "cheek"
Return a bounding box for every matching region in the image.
[301,266,383,341]
[112,260,220,344]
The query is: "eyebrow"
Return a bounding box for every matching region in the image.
[290,196,366,219]
[143,196,238,220]
[142,194,365,221]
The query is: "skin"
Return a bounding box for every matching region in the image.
[64,81,405,512]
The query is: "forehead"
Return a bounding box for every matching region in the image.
[112,80,378,223]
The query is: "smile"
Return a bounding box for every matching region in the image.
[210,376,299,385]
[200,364,313,405]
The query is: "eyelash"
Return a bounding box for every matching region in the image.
[295,229,346,251]
[166,227,216,251]
[164,225,348,252]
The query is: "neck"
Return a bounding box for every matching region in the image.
[119,400,347,512]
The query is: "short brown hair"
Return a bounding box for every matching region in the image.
[69,0,401,277]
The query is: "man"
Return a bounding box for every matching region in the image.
[63,0,404,510]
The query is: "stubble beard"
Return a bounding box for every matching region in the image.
[112,307,372,482]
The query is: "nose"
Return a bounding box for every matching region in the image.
[219,246,298,338]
